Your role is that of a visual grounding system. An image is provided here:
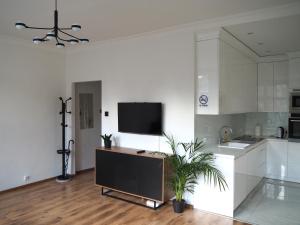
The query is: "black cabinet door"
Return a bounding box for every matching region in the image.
[96,150,163,201]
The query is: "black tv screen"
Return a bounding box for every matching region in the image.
[118,102,162,135]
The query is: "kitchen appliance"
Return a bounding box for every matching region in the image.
[288,113,300,142]
[219,126,233,143]
[277,126,285,139]
[290,91,300,113]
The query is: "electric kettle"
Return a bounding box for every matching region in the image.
[277,127,285,139]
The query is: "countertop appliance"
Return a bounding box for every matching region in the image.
[277,127,285,139]
[219,126,233,143]
[290,91,300,113]
[288,113,300,142]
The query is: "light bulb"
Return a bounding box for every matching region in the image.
[71,24,81,31]
[80,39,89,44]
[46,32,55,40]
[69,39,79,45]
[15,22,26,29]
[56,43,65,48]
[33,37,43,44]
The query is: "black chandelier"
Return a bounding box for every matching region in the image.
[15,0,89,48]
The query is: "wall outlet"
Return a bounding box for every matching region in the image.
[23,175,30,182]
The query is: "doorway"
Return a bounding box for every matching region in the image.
[74,81,101,172]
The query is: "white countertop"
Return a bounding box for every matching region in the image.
[203,137,287,159]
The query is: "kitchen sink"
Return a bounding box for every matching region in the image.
[218,142,250,149]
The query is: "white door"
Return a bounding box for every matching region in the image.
[75,81,101,171]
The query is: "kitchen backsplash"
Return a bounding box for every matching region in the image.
[195,112,288,144]
[195,114,245,145]
[244,112,288,137]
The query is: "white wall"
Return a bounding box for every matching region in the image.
[0,37,65,191]
[66,29,196,158]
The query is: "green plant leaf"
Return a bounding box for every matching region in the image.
[164,135,228,201]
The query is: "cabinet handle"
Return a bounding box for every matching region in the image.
[290,120,300,122]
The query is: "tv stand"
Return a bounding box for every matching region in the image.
[95,146,172,209]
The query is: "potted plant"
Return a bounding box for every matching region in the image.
[101,134,112,148]
[164,133,227,213]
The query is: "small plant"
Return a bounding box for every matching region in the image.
[101,134,112,148]
[164,133,227,213]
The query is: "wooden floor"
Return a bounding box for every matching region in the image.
[0,171,250,225]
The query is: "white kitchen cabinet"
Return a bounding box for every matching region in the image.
[287,142,300,182]
[220,41,257,114]
[247,143,266,192]
[234,153,248,208]
[196,38,220,114]
[274,61,289,112]
[258,61,288,112]
[289,58,300,90]
[266,140,287,180]
[234,143,266,209]
[196,29,257,115]
[258,63,274,112]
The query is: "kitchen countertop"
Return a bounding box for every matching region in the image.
[203,137,287,159]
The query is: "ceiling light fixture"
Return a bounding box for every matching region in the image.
[15,0,89,48]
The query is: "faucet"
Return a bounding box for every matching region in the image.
[219,126,233,144]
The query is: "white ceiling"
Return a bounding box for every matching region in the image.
[0,0,299,43]
[225,14,300,57]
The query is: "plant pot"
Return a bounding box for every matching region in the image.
[104,140,112,149]
[172,199,185,213]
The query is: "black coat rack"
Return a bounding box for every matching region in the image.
[56,97,74,182]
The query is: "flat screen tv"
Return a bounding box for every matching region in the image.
[118,102,162,135]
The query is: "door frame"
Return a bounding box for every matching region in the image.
[71,80,102,174]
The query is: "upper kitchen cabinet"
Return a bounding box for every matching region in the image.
[258,63,274,112]
[288,56,300,90]
[258,60,289,112]
[196,29,257,115]
[274,61,289,112]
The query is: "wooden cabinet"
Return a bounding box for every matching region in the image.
[258,61,289,112]
[266,140,287,180]
[196,29,257,115]
[95,147,172,204]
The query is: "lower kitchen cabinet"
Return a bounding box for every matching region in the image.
[234,153,248,208]
[234,140,300,210]
[234,143,266,209]
[266,140,287,180]
[287,142,300,183]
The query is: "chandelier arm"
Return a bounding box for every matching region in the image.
[58,29,81,40]
[40,34,48,42]
[26,26,54,30]
[59,28,72,30]
[57,36,70,42]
